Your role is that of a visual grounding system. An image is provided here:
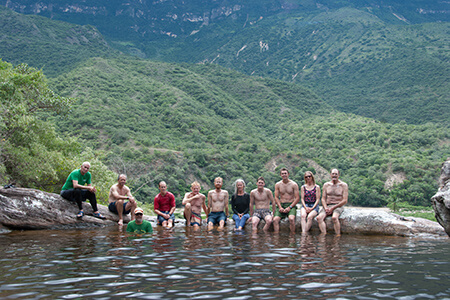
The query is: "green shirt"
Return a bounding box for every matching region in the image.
[61,169,91,190]
[126,220,153,234]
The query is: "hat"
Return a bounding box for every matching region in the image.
[134,207,144,214]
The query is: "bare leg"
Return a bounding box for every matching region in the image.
[184,203,192,226]
[305,211,318,232]
[288,215,296,233]
[317,212,327,234]
[125,201,137,221]
[332,211,341,236]
[252,217,260,231]
[273,216,281,232]
[263,216,273,232]
[115,200,124,225]
[168,219,174,228]
[300,207,308,233]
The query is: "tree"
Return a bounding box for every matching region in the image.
[0,60,77,191]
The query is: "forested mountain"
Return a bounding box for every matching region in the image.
[2,0,449,124]
[0,3,448,209]
[44,57,448,208]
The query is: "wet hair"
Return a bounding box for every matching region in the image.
[304,171,316,185]
[117,174,127,181]
[257,176,265,183]
[280,167,289,174]
[233,179,246,195]
[191,181,201,189]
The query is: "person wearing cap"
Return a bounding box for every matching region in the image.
[154,181,176,228]
[108,174,137,226]
[126,208,153,233]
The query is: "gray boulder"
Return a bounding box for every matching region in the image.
[0,187,154,230]
[0,187,446,237]
[431,158,450,236]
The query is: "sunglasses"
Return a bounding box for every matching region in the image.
[305,175,312,178]
[135,213,143,216]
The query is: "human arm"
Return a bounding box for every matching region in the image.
[312,185,321,210]
[169,193,176,215]
[274,183,283,212]
[225,191,229,217]
[249,191,255,216]
[301,185,311,213]
[267,189,275,215]
[288,182,300,211]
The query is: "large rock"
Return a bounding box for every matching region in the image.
[0,187,154,230]
[431,158,450,236]
[0,187,446,237]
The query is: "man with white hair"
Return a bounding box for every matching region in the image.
[61,162,105,219]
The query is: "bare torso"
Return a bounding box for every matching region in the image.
[184,192,205,215]
[250,188,273,210]
[275,180,298,203]
[323,181,347,205]
[108,183,130,203]
[208,189,229,212]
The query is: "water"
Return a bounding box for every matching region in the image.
[0,226,449,299]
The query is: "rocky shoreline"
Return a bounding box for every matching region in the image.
[0,187,446,237]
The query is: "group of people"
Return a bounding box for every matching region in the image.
[61,163,348,235]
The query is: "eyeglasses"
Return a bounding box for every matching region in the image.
[135,213,143,216]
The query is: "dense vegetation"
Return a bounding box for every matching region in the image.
[41,58,448,208]
[1,3,448,125]
[0,60,116,201]
[0,3,448,210]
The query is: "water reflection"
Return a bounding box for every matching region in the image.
[0,227,448,299]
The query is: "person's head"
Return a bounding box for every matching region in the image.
[234,179,246,194]
[117,174,127,186]
[214,177,223,189]
[159,181,167,195]
[80,162,91,175]
[134,207,144,224]
[191,181,201,194]
[330,169,340,182]
[280,167,289,180]
[304,171,315,185]
[257,176,265,189]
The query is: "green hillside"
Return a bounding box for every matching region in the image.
[0,5,118,77]
[44,57,449,208]
[1,3,448,125]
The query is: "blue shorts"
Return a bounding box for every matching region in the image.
[108,201,131,215]
[304,203,320,213]
[208,211,227,225]
[157,211,175,225]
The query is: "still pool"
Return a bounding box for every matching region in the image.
[0,226,449,299]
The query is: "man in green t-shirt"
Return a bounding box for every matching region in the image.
[60,162,105,219]
[126,207,153,234]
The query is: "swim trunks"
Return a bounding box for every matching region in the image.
[207,211,227,225]
[319,204,344,216]
[253,209,272,220]
[108,201,131,215]
[185,211,202,226]
[274,203,297,219]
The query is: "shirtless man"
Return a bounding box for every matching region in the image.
[316,169,348,236]
[182,181,207,229]
[250,176,274,232]
[273,168,300,233]
[207,177,229,230]
[108,174,137,226]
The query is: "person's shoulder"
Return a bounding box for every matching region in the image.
[290,179,299,187]
[339,181,348,187]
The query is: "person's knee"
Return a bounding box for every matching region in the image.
[185,203,191,210]
[116,199,124,206]
[332,216,339,223]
